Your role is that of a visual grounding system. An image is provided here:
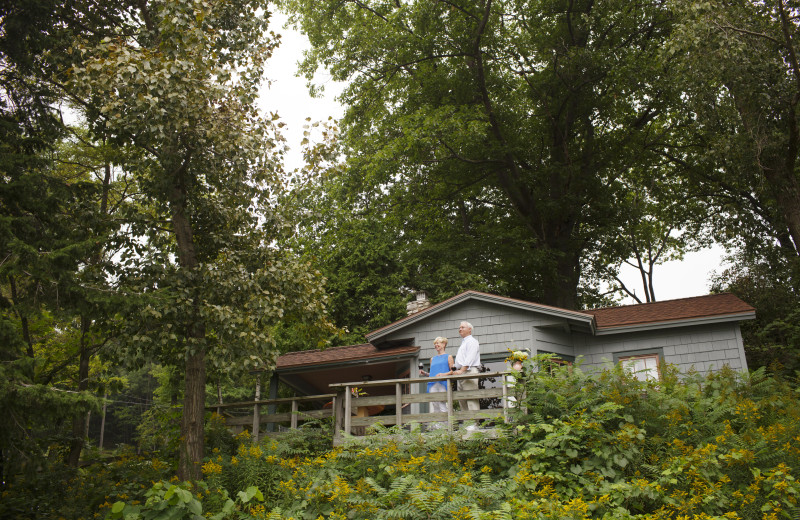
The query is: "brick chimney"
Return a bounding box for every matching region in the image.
[406,290,431,315]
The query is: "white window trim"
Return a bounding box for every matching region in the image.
[619,353,661,381]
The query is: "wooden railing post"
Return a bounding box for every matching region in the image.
[333,391,344,442]
[253,374,263,443]
[395,383,402,427]
[290,399,299,429]
[344,385,352,435]
[446,377,453,429]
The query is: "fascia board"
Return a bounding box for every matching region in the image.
[593,312,756,336]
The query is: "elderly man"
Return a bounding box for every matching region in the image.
[446,321,481,429]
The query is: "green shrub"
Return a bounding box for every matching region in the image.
[5,364,800,520]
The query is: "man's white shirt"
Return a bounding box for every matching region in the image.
[455,334,480,369]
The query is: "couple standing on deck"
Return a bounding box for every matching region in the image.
[418,321,481,428]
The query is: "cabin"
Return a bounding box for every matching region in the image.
[218,291,755,441]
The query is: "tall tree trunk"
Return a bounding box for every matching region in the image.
[68,315,92,467]
[179,347,206,480]
[99,392,108,451]
[761,159,800,256]
[550,244,582,310]
[8,276,34,359]
[170,158,207,481]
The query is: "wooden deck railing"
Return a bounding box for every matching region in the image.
[210,394,336,441]
[209,371,519,444]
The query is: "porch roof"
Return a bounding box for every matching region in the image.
[275,343,420,396]
[276,343,420,372]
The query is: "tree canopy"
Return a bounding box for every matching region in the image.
[281,0,697,310]
[1,0,332,480]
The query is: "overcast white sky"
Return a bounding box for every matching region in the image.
[262,13,727,306]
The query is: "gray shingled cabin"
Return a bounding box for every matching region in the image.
[273,290,756,401]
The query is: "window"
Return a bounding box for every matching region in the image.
[536,350,575,373]
[620,354,660,381]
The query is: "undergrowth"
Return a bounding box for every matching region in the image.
[2,360,799,519]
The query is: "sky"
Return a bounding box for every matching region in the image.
[262,13,727,307]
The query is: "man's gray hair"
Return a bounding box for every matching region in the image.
[461,321,473,332]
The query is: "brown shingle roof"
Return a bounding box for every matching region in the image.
[276,343,419,370]
[580,293,755,330]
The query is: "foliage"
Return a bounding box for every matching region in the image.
[711,252,800,373]
[500,357,800,518]
[280,0,705,310]
[5,364,796,519]
[0,448,173,520]
[666,0,800,259]
[56,0,335,479]
[292,204,410,346]
[0,122,122,472]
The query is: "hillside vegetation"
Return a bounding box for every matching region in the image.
[3,359,799,519]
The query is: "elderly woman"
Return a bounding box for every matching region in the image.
[419,337,454,415]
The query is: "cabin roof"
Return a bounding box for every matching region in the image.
[366,290,755,342]
[579,292,755,330]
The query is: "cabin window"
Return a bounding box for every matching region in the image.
[536,350,575,373]
[619,353,660,381]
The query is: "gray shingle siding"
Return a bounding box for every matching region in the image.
[576,322,746,373]
[379,299,748,375]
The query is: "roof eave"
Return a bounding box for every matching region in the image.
[593,311,756,335]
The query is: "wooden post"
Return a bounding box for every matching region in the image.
[344,385,352,435]
[333,391,344,442]
[446,377,453,429]
[290,399,299,429]
[252,373,262,444]
[410,357,421,416]
[395,383,402,427]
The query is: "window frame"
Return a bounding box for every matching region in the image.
[615,349,663,381]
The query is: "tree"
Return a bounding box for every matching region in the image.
[710,247,800,372]
[63,0,330,479]
[594,170,713,303]
[281,0,684,309]
[667,0,800,259]
[0,0,152,476]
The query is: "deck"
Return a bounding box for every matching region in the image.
[210,371,520,444]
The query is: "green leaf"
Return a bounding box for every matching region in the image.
[187,499,202,515]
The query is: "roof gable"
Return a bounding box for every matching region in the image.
[366,290,596,343]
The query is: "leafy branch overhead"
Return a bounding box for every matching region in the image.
[281,0,701,309]
[1,0,333,481]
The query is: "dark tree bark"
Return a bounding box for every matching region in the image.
[68,315,92,467]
